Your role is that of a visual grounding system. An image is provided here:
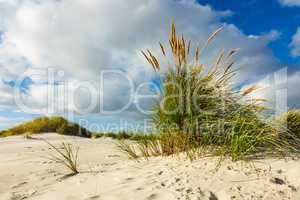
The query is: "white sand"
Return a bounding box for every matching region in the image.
[0,133,299,200]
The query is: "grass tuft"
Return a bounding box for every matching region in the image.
[117,140,139,160]
[44,140,80,175]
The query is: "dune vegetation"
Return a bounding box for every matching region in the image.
[118,22,300,161]
[91,131,157,141]
[0,116,91,138]
[1,23,300,164]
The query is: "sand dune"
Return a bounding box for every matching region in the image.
[0,133,299,200]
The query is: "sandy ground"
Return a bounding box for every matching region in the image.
[0,133,299,200]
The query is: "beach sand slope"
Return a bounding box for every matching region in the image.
[0,133,299,200]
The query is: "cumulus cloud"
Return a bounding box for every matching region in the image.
[290,27,300,57]
[242,67,300,117]
[279,0,300,6]
[0,0,292,123]
[2,0,233,80]
[0,82,14,105]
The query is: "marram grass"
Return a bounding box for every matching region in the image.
[119,22,300,162]
[44,140,80,175]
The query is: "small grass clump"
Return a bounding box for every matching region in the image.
[44,140,80,175]
[117,141,140,160]
[117,138,163,160]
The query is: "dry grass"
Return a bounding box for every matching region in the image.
[44,140,80,175]
[117,141,139,160]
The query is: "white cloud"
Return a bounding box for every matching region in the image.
[0,82,14,105]
[2,0,230,80]
[1,0,279,80]
[279,0,300,6]
[243,68,300,116]
[290,27,300,57]
[0,0,293,122]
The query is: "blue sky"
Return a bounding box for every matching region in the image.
[200,0,300,64]
[0,0,299,132]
